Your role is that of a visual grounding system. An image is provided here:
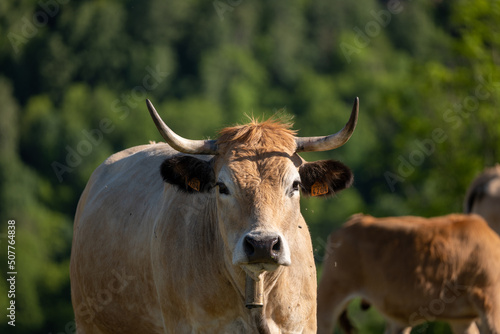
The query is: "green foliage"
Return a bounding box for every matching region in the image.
[1,0,499,332]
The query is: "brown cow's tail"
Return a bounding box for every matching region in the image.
[338,309,355,334]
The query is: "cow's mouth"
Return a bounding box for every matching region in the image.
[241,262,280,278]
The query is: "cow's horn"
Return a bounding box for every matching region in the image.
[295,97,359,152]
[146,99,218,155]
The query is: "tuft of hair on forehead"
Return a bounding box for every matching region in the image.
[216,114,298,153]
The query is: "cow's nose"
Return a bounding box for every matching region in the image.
[243,235,281,264]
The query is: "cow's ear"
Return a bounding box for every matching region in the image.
[299,160,353,198]
[160,156,214,193]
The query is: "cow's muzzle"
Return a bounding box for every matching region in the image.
[244,235,281,264]
[234,231,291,272]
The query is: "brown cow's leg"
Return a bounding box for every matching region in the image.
[472,290,500,334]
[317,294,350,334]
[384,321,411,334]
[74,322,108,334]
[317,256,356,334]
[481,311,500,334]
[449,321,480,334]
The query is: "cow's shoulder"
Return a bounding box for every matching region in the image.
[82,143,178,206]
[102,142,177,166]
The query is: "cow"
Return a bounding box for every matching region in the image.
[464,164,500,235]
[317,213,500,334]
[70,98,359,333]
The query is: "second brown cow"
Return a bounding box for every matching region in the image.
[317,213,500,334]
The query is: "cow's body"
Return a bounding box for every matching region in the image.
[317,214,500,334]
[71,99,359,334]
[71,143,316,333]
[465,164,500,235]
[71,144,173,333]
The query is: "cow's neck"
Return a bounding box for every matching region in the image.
[208,202,288,332]
[250,307,272,334]
[169,194,288,331]
[224,263,287,332]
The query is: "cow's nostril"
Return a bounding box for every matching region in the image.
[244,236,255,257]
[271,237,280,254]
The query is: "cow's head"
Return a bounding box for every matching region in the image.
[147,99,357,278]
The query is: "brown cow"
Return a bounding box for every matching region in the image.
[464,164,500,235]
[70,98,359,333]
[317,213,500,334]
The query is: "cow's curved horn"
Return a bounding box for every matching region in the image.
[146,99,218,155]
[295,97,359,152]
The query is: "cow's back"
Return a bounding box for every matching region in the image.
[71,143,176,333]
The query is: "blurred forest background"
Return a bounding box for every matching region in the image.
[0,0,499,333]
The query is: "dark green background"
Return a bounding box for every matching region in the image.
[0,0,499,332]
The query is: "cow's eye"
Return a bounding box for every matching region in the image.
[216,182,230,195]
[290,180,301,196]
